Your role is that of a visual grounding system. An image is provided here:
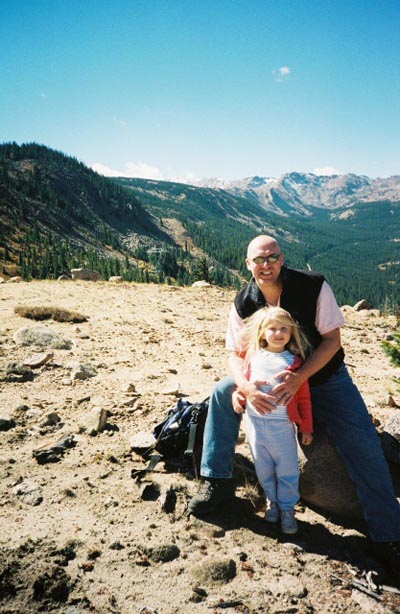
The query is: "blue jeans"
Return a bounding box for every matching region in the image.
[200,364,400,542]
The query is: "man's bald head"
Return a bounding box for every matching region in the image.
[246,235,282,259]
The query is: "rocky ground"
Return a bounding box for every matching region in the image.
[0,280,400,614]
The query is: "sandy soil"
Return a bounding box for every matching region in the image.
[0,280,399,614]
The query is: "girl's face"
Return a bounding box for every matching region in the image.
[262,318,291,352]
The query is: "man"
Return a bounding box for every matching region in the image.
[189,235,400,572]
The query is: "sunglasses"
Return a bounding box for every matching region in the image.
[249,254,281,265]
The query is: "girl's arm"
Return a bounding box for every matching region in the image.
[295,379,313,434]
[301,432,313,445]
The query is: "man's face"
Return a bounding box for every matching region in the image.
[245,238,284,287]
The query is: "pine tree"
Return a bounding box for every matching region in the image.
[382,332,400,368]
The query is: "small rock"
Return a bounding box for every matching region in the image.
[40,412,62,427]
[70,268,101,281]
[7,276,23,283]
[353,299,371,311]
[12,479,43,506]
[161,384,180,396]
[109,276,123,283]
[122,397,140,408]
[68,362,97,381]
[192,559,236,584]
[5,362,34,382]
[192,281,211,288]
[23,351,54,368]
[122,383,136,393]
[33,434,76,464]
[145,544,180,563]
[109,541,125,550]
[159,486,177,513]
[83,407,108,435]
[264,574,307,598]
[387,394,399,408]
[129,431,156,451]
[14,326,72,350]
[0,415,17,431]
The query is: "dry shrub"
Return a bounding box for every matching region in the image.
[14,305,88,323]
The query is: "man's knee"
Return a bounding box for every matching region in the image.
[212,376,236,401]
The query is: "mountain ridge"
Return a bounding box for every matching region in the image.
[188,172,400,216]
[1,142,399,308]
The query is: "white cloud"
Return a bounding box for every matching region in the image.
[313,166,342,176]
[272,66,292,82]
[91,161,164,180]
[113,116,128,128]
[91,161,201,184]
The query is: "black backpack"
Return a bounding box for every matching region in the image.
[133,398,209,480]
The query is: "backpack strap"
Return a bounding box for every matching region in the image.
[131,453,163,481]
[184,397,209,479]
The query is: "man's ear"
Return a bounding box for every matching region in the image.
[245,258,252,272]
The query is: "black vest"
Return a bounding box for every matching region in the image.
[234,267,345,386]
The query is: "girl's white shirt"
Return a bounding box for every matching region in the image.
[226,280,345,353]
[246,349,295,418]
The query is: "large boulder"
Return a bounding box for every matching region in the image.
[70,268,101,281]
[298,430,400,519]
[381,413,400,464]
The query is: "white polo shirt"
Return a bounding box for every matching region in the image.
[226,280,345,353]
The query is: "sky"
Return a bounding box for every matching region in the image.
[1,0,400,182]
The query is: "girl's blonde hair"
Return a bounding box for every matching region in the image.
[241,306,312,363]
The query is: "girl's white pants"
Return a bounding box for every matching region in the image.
[245,414,299,510]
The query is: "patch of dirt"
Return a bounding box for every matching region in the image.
[0,280,399,614]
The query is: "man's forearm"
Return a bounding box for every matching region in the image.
[228,353,250,391]
[296,329,342,384]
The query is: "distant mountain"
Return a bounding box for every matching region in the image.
[193,173,400,216]
[115,174,400,308]
[1,143,399,308]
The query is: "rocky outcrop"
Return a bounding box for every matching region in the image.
[70,268,102,281]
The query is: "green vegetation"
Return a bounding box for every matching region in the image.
[117,177,400,310]
[0,143,238,288]
[382,331,400,368]
[1,142,399,308]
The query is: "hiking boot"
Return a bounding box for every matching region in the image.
[188,478,235,515]
[264,501,279,523]
[371,540,400,579]
[280,509,298,534]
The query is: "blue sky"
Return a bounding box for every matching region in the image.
[1,1,399,181]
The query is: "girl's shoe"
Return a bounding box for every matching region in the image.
[280,509,298,534]
[264,501,279,523]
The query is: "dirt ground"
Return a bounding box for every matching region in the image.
[0,280,399,614]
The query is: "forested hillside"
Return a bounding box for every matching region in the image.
[117,178,400,309]
[1,143,399,309]
[0,143,239,286]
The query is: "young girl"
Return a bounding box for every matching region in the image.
[241,307,313,534]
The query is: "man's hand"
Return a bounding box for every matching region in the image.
[235,381,277,415]
[232,389,246,414]
[271,370,302,405]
